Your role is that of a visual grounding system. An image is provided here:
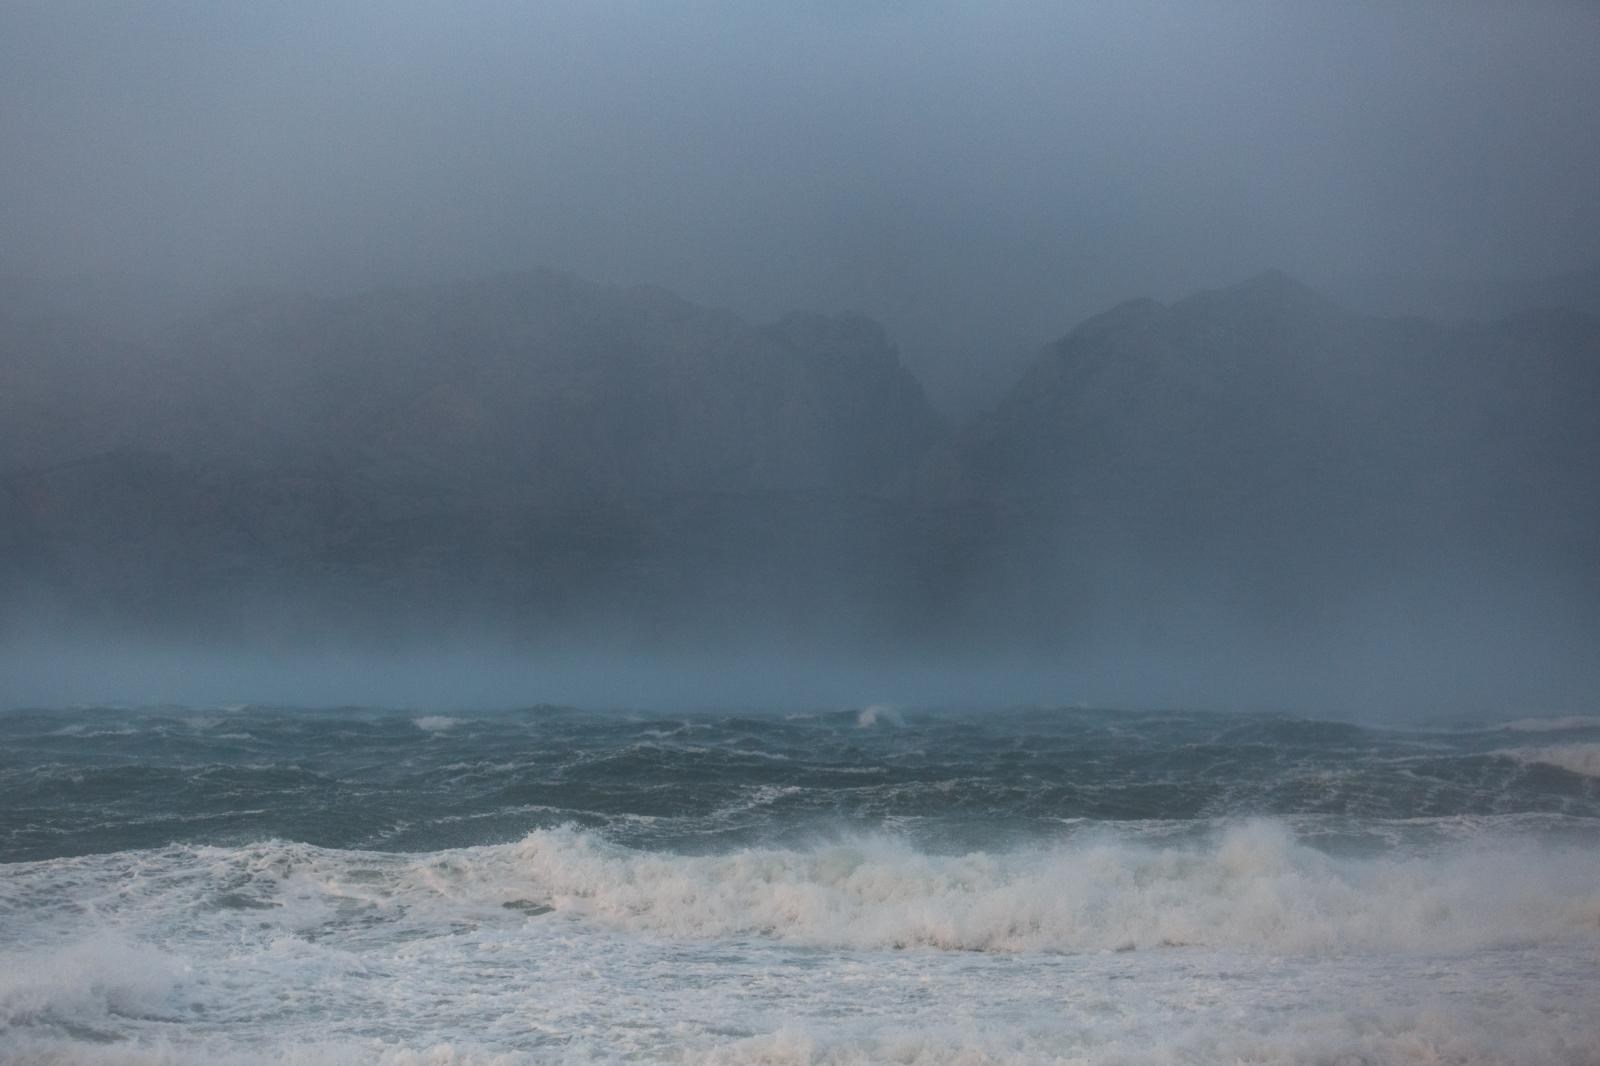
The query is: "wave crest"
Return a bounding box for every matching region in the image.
[1497,743,1600,777]
[0,937,186,1030]
[469,820,1600,954]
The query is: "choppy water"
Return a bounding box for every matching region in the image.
[2,704,1598,1064]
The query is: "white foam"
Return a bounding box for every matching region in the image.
[1501,715,1600,732]
[413,716,461,733]
[696,1005,1600,1066]
[6,822,1600,1064]
[11,822,1599,958]
[1498,743,1600,777]
[47,723,136,737]
[0,1039,526,1065]
[480,820,1600,954]
[6,979,1599,1066]
[856,704,904,728]
[0,937,187,1029]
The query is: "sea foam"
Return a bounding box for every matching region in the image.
[476,820,1600,954]
[1497,742,1600,778]
[6,822,1600,1065]
[0,937,186,1030]
[13,820,1594,958]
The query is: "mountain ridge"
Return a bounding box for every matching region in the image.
[2,268,1597,655]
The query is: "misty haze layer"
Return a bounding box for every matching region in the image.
[2,268,1597,712]
[1,1,1599,711]
[4,2,1600,411]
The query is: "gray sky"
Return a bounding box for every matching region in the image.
[4,1,1598,408]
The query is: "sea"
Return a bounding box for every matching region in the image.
[1,703,1598,1065]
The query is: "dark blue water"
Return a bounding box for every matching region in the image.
[4,704,1597,863]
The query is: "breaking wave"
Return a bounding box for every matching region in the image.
[6,706,1598,1064]
[456,821,1600,953]
[1499,715,1600,733]
[1497,743,1600,778]
[11,820,1597,957]
[0,938,186,1032]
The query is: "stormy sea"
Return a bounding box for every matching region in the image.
[2,704,1598,1065]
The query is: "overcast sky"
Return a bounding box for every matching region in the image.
[4,1,1598,406]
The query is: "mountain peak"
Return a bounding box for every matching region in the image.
[1237,266,1303,291]
[1223,268,1324,303]
[1177,269,1346,326]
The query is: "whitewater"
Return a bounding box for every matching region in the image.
[2,705,1598,1064]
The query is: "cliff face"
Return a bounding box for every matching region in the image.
[959,271,1600,629]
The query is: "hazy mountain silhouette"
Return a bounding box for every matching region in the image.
[0,272,942,643]
[2,269,1596,657]
[1329,261,1600,324]
[958,270,1600,639]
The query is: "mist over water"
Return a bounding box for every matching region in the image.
[2,611,1597,720]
